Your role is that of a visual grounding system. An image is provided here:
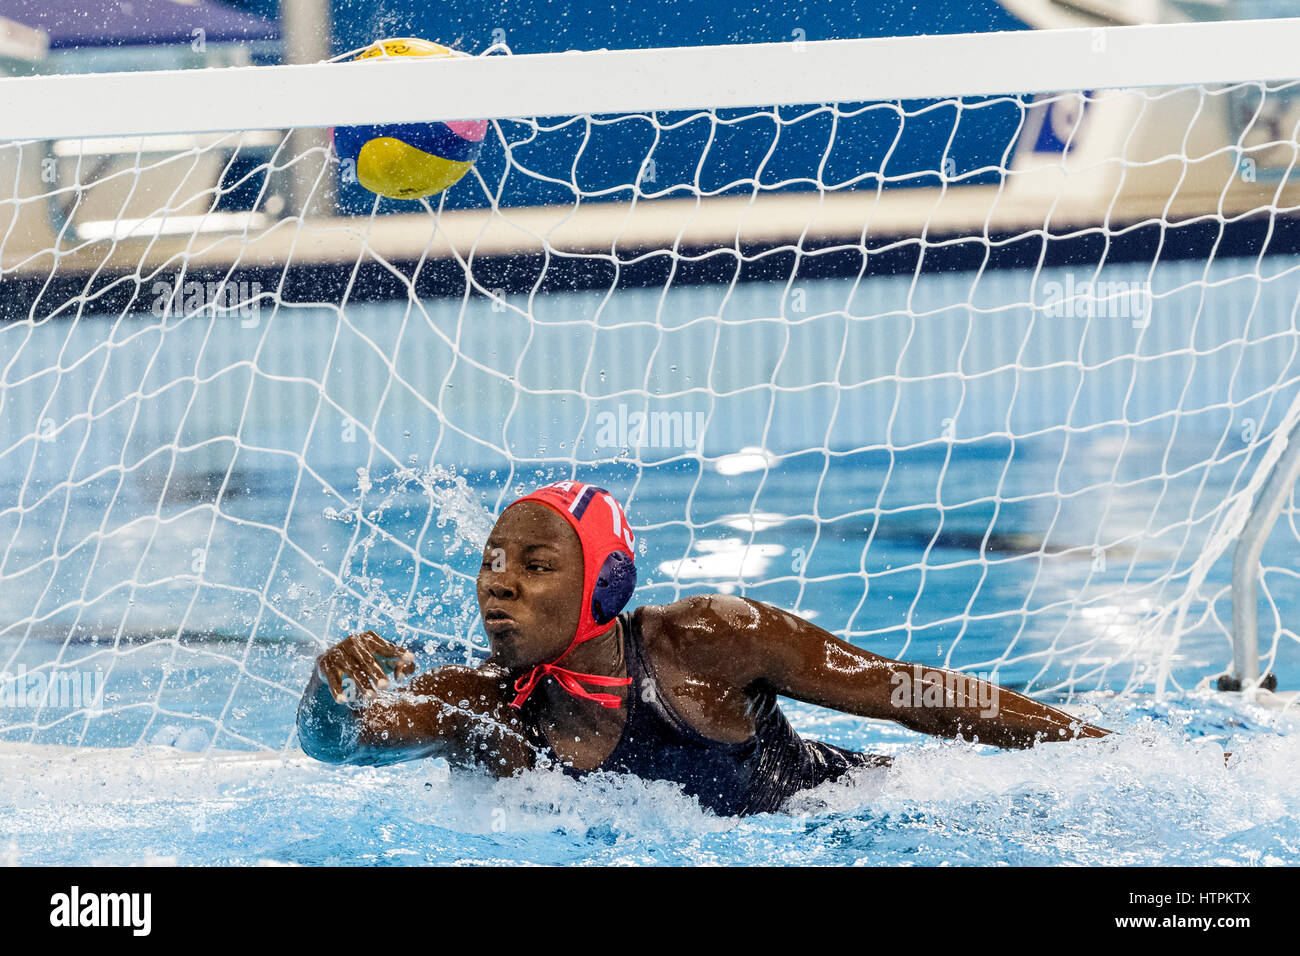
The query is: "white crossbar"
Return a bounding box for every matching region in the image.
[1,18,1300,140]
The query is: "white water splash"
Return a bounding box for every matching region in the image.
[320,465,496,658]
[5,695,1297,866]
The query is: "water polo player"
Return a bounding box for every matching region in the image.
[297,482,1112,816]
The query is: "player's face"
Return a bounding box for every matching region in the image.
[477,502,583,670]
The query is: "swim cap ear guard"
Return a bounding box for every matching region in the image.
[503,482,638,709]
[592,550,637,625]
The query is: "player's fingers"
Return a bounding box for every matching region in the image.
[363,649,398,690]
[371,656,400,684]
[361,630,409,662]
[330,646,371,698]
[340,645,379,692]
[392,653,417,680]
[318,656,347,704]
[343,644,388,696]
[358,630,392,650]
[373,648,415,683]
[362,632,414,682]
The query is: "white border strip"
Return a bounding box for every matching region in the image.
[2,18,1300,140]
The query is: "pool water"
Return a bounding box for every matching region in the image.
[3,692,1296,866]
[1,446,1298,865]
[4,256,1300,864]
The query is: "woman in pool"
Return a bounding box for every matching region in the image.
[297,481,1111,816]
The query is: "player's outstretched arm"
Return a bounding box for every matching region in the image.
[296,630,536,772]
[666,595,1110,749]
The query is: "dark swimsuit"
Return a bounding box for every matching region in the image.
[518,608,888,816]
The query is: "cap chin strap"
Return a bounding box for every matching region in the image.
[508,621,631,710]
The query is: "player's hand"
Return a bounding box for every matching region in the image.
[315,630,416,705]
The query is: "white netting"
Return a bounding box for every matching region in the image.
[2,53,1300,750]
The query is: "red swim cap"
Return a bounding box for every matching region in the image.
[501,482,638,709]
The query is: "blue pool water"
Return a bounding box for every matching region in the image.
[3,693,1297,866]
[3,259,1300,864]
[1,448,1298,866]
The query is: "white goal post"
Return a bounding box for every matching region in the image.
[2,18,1300,752]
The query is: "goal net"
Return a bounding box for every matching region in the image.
[2,20,1300,751]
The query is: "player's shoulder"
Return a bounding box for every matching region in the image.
[640,593,765,648]
[637,595,768,687]
[654,592,760,625]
